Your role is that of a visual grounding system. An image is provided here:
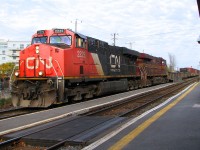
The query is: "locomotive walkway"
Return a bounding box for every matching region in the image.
[83,82,200,150]
[0,83,173,136]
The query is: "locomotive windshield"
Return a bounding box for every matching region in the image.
[50,35,72,46]
[32,37,47,44]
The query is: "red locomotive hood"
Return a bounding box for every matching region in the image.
[20,43,53,57]
[18,43,64,78]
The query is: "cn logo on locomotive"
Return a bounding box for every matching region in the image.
[110,54,120,72]
[26,56,53,69]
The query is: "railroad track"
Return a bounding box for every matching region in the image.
[0,107,45,120]
[82,77,198,117]
[0,78,198,150]
[0,102,69,120]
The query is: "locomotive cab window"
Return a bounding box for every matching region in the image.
[162,60,166,65]
[32,37,47,44]
[76,37,86,48]
[50,35,72,46]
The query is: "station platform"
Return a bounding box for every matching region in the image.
[83,82,200,150]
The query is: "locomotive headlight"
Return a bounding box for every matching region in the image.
[15,71,19,77]
[35,46,39,54]
[38,71,43,76]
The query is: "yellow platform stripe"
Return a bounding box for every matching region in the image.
[108,82,199,150]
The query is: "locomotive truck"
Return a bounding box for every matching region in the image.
[12,28,168,107]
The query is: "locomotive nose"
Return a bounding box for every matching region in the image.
[20,44,54,77]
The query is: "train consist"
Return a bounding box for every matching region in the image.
[180,67,200,79]
[168,67,199,82]
[11,29,198,107]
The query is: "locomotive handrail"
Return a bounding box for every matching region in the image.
[54,59,64,78]
[51,59,64,89]
[10,61,22,82]
[51,61,59,89]
[10,65,17,82]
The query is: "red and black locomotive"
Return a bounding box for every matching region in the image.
[12,28,168,107]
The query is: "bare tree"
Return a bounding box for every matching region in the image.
[168,53,176,72]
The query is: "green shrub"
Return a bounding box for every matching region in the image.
[0,98,12,108]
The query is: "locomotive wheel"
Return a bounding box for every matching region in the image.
[128,80,134,90]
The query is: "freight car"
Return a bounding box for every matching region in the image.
[180,67,200,79]
[11,28,168,107]
[167,67,200,82]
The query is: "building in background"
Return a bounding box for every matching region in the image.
[0,39,8,64]
[0,39,30,64]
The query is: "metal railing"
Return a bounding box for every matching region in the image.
[52,59,64,89]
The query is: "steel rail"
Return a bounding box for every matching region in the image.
[119,80,194,117]
[80,81,184,116]
[85,80,193,116]
[0,107,44,120]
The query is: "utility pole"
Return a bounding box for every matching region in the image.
[111,33,118,46]
[125,42,134,50]
[71,19,82,32]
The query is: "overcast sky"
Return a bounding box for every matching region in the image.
[0,0,199,69]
